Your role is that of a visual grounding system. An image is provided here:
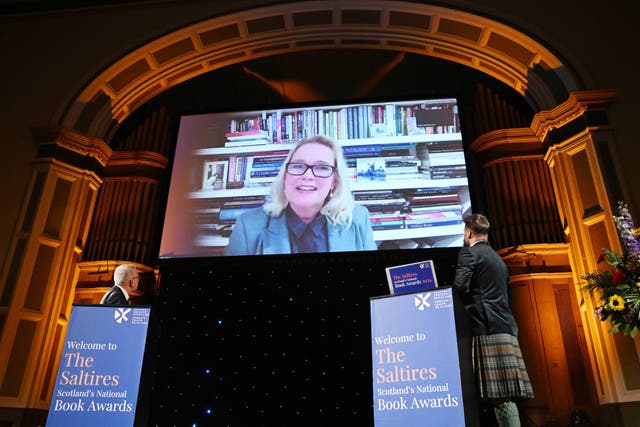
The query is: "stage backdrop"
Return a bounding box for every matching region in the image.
[370,287,466,426]
[148,249,462,425]
[46,304,151,427]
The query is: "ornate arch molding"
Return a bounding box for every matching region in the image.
[63,0,580,141]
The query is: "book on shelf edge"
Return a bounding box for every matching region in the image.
[372,223,406,230]
[362,206,405,214]
[249,160,285,169]
[404,210,462,220]
[408,204,463,213]
[225,129,269,138]
[356,194,405,202]
[370,215,405,222]
[249,170,280,178]
[430,173,467,180]
[405,220,463,229]
[343,144,381,154]
[361,200,407,207]
[224,139,270,148]
[354,189,397,196]
[406,196,461,205]
[408,186,460,194]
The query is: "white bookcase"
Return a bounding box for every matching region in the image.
[183,98,470,250]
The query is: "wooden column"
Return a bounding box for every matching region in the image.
[0,127,110,425]
[543,91,640,422]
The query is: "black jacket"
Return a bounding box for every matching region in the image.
[453,240,518,336]
[101,285,128,305]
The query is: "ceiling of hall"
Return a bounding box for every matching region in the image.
[66,1,570,139]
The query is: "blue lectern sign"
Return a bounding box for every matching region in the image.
[385,259,438,295]
[370,287,465,426]
[46,305,151,427]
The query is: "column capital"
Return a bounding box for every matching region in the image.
[30,126,113,168]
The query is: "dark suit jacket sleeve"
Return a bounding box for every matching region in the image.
[102,286,127,305]
[453,243,518,336]
[453,247,475,296]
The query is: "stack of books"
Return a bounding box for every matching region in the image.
[403,188,463,228]
[224,130,271,147]
[354,190,408,230]
[416,140,466,179]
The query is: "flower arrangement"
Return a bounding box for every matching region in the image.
[581,201,640,337]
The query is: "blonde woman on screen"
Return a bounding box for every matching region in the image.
[224,135,376,255]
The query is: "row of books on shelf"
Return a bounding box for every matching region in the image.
[222,103,459,147]
[199,146,466,190]
[354,188,464,231]
[351,159,465,181]
[342,140,463,160]
[369,211,462,230]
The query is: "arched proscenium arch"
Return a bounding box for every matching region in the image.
[63,0,579,140]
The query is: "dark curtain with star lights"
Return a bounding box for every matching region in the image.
[145,248,461,426]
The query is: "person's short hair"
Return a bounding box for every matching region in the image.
[113,263,136,286]
[263,135,356,225]
[463,213,490,235]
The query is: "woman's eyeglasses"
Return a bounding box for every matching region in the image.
[286,162,335,178]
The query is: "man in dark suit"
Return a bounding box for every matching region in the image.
[100,263,139,305]
[453,213,533,427]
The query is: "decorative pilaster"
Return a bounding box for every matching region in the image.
[543,91,640,418]
[0,127,110,423]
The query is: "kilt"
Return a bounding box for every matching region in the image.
[472,333,534,400]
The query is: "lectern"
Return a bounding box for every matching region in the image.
[45,304,152,427]
[370,287,479,427]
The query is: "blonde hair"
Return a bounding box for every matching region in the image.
[263,135,355,226]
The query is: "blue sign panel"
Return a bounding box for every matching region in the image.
[370,287,465,427]
[385,259,438,294]
[46,305,151,427]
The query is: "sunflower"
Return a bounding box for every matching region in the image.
[608,294,625,311]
